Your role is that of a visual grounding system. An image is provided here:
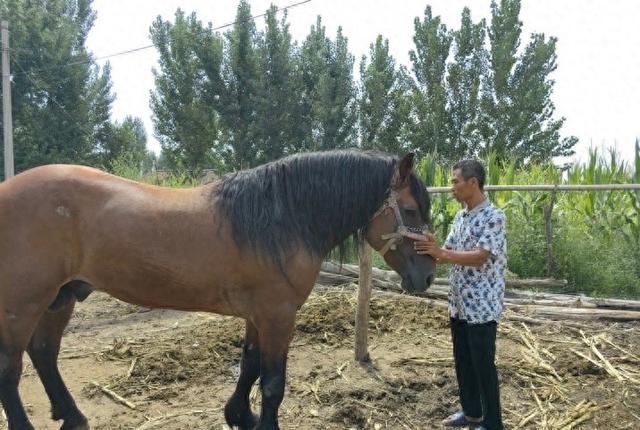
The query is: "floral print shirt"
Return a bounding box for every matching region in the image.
[444,199,507,324]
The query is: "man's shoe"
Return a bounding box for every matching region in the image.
[442,411,482,427]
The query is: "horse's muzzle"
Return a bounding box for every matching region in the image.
[401,271,433,293]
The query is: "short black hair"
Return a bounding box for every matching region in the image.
[452,159,486,190]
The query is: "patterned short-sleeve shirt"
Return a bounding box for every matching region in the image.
[444,199,507,324]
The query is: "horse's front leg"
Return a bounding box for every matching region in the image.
[254,307,296,430]
[225,321,261,430]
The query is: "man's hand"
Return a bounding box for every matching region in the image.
[414,233,444,259]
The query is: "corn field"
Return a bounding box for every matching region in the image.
[418,142,640,299]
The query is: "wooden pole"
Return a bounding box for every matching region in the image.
[355,238,372,362]
[543,190,557,276]
[1,20,14,180]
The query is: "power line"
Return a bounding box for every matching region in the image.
[10,0,312,77]
[11,57,96,147]
[6,46,34,55]
[3,0,313,154]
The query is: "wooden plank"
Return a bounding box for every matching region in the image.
[507,305,640,321]
[433,277,567,289]
[322,262,567,288]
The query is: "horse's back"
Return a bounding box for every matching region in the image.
[0,165,209,284]
[0,164,99,234]
[0,164,141,211]
[0,164,149,246]
[1,164,155,199]
[0,164,201,218]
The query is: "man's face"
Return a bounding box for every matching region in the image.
[450,168,476,202]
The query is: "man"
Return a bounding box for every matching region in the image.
[414,159,506,430]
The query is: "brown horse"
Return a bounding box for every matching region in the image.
[0,150,434,430]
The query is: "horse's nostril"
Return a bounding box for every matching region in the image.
[426,274,434,286]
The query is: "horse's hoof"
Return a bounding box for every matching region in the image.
[224,406,258,429]
[226,412,258,430]
[60,416,90,430]
[224,397,258,429]
[60,424,89,430]
[251,422,279,430]
[241,414,259,430]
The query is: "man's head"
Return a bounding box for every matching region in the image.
[450,159,486,203]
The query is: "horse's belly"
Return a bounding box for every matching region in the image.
[80,247,249,315]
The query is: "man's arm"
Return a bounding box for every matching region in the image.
[414,234,490,267]
[430,247,490,267]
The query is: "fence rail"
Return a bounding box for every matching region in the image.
[427,183,640,193]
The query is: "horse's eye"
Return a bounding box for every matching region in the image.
[404,209,418,216]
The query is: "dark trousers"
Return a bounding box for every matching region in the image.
[450,317,503,430]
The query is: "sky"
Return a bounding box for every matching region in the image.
[86,0,640,165]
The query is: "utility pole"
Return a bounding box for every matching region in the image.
[2,20,14,179]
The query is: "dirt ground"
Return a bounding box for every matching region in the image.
[6,286,640,430]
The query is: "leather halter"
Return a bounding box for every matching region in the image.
[371,189,429,256]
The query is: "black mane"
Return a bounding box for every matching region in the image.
[213,150,430,268]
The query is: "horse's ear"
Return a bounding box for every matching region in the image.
[396,152,415,187]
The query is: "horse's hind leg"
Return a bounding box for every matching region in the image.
[0,342,33,430]
[27,298,88,430]
[225,320,260,430]
[0,298,47,430]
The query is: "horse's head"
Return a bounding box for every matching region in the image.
[365,153,436,293]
